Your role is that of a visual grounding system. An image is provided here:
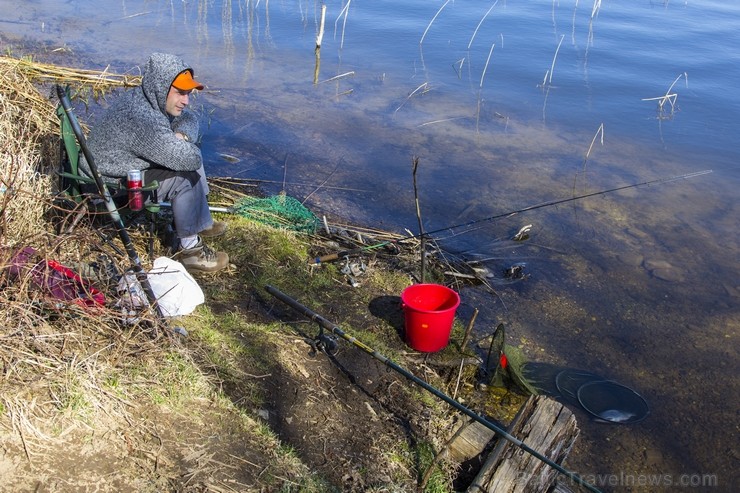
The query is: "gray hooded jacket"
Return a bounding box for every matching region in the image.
[80,53,203,179]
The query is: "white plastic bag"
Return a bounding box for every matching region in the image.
[147,257,205,317]
[117,271,149,310]
[116,257,204,318]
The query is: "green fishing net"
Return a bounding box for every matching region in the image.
[485,323,540,395]
[232,194,319,233]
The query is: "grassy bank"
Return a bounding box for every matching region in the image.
[0,53,526,492]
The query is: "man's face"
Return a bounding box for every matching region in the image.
[165,86,191,117]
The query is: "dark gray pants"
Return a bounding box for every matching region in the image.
[145,165,213,238]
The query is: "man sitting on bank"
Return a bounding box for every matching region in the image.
[80,52,228,273]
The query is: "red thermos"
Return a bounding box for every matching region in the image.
[127,169,143,211]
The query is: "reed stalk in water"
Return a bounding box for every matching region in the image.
[394,82,430,114]
[642,72,687,119]
[479,43,496,89]
[546,34,565,85]
[591,0,602,19]
[468,0,499,50]
[453,58,465,79]
[333,0,351,49]
[315,4,326,48]
[411,156,426,283]
[476,42,496,133]
[417,117,466,128]
[320,71,355,84]
[573,123,605,195]
[539,32,564,121]
[313,3,326,83]
[420,0,452,46]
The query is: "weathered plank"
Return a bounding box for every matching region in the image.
[466,395,579,493]
[447,419,496,463]
[551,481,577,493]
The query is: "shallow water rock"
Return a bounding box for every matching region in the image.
[651,267,684,282]
[617,252,644,267]
[642,259,684,282]
[625,227,650,241]
[643,259,674,271]
[722,283,739,298]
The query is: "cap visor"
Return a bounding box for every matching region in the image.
[172,71,204,91]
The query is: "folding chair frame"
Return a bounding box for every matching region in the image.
[55,84,165,320]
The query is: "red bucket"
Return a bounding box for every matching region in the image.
[401,283,460,352]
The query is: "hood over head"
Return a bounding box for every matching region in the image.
[141,53,200,115]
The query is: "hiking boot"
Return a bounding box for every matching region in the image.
[177,239,229,273]
[199,221,228,238]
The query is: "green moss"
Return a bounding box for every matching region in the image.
[415,440,452,493]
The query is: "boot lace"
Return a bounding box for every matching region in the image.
[199,243,217,261]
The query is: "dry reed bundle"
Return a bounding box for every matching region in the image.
[0,59,56,246]
[0,54,142,247]
[0,55,141,94]
[0,121,51,246]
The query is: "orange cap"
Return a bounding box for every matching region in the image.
[172,70,204,91]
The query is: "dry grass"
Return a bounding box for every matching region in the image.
[0,54,141,97]
[0,54,200,489]
[0,58,56,247]
[0,58,167,484]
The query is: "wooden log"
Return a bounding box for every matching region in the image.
[466,395,579,493]
[447,419,496,463]
[550,481,577,493]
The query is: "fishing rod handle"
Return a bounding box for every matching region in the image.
[312,252,341,264]
[312,240,394,264]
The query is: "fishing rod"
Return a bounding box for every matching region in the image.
[265,285,603,493]
[56,85,165,321]
[311,169,712,264]
[158,201,233,214]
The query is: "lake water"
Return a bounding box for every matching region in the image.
[3,0,738,491]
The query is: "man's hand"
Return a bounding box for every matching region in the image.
[175,132,190,142]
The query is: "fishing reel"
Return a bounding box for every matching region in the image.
[305,325,339,357]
